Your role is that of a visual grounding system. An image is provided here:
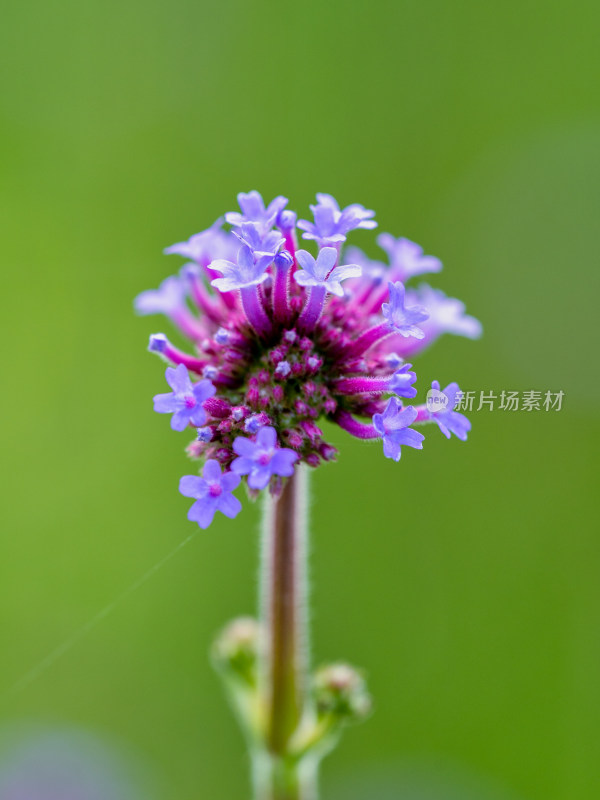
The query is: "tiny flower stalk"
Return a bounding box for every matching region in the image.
[135,190,481,800]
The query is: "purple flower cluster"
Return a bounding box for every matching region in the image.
[135,192,481,527]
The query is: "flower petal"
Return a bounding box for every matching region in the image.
[188,499,216,529]
[295,250,316,274]
[166,364,191,394]
[216,493,242,519]
[396,428,425,449]
[188,406,207,427]
[202,459,222,482]
[220,471,241,492]
[230,456,254,475]
[179,475,205,498]
[247,466,272,490]
[233,437,257,458]
[193,379,217,404]
[171,408,191,431]
[382,437,401,461]
[153,392,178,413]
[270,449,298,476]
[315,246,338,277]
[256,426,277,449]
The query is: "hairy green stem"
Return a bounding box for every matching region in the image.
[256,466,314,800]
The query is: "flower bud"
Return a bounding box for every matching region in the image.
[277,210,297,231]
[286,430,303,448]
[312,663,371,722]
[212,617,262,684]
[215,327,231,345]
[204,396,231,419]
[319,442,338,462]
[274,360,291,379]
[196,426,214,443]
[274,248,294,268]
[148,333,168,353]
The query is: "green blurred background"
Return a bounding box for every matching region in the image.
[1,0,599,797]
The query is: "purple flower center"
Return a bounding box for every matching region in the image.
[184,395,197,409]
[209,482,223,497]
[257,451,272,466]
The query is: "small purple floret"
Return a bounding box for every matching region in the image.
[298,194,377,247]
[179,459,242,528]
[372,397,424,461]
[389,363,418,398]
[164,218,236,265]
[210,244,274,293]
[233,221,285,259]
[377,234,443,281]
[231,426,299,489]
[225,191,288,234]
[153,364,216,431]
[381,281,429,339]
[407,284,483,341]
[426,380,471,440]
[134,275,186,316]
[294,247,361,297]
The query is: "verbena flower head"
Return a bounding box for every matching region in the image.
[135,191,481,527]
